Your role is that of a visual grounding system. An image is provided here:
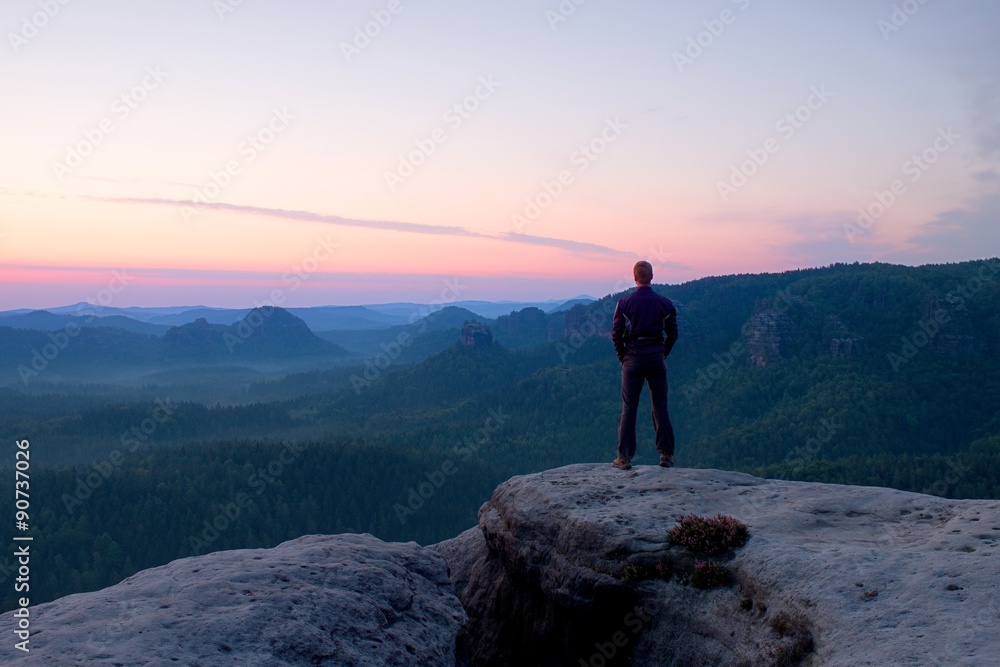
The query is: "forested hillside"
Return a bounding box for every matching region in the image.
[2,259,998,612]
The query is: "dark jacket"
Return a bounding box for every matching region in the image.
[612,285,678,360]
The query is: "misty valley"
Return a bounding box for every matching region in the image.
[2,259,999,613]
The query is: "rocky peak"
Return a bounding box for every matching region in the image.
[743,299,798,367]
[461,321,493,348]
[920,295,989,357]
[825,315,866,359]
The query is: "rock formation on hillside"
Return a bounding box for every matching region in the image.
[461,321,493,348]
[743,287,995,366]
[2,534,464,666]
[922,296,990,357]
[825,315,866,359]
[561,303,608,340]
[743,298,879,365]
[743,300,798,367]
[491,307,551,349]
[435,465,1000,666]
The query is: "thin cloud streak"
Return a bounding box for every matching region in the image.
[498,232,635,257]
[80,194,632,257]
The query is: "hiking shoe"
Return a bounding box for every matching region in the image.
[612,457,632,470]
[659,454,674,468]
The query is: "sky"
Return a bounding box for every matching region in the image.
[1,0,998,309]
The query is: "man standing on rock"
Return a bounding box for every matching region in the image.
[611,260,678,469]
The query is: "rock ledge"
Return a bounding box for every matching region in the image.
[435,464,1000,666]
[3,533,464,666]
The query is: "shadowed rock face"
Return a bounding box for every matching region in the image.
[1,534,465,666]
[461,321,494,348]
[434,464,1000,667]
[744,306,797,367]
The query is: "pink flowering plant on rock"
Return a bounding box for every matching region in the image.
[667,513,750,556]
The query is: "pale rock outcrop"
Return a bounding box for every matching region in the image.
[435,464,1000,666]
[2,533,465,666]
[6,466,1000,666]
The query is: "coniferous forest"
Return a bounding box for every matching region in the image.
[2,259,999,612]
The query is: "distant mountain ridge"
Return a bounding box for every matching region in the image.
[0,297,595,333]
[164,307,345,360]
[0,307,350,384]
[0,310,170,336]
[292,257,1000,472]
[3,261,997,390]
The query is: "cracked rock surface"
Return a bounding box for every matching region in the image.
[2,533,465,666]
[6,465,999,666]
[435,464,1000,666]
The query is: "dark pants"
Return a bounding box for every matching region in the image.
[618,352,674,460]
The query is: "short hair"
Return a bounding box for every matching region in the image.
[633,261,653,285]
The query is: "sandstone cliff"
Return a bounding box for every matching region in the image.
[434,465,1000,666]
[4,466,999,666]
[2,534,465,666]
